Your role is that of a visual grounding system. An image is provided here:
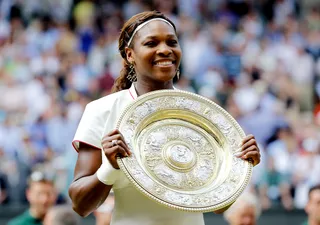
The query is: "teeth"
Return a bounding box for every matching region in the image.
[156,61,173,65]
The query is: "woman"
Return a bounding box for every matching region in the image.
[68,11,261,225]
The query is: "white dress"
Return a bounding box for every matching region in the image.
[73,84,205,225]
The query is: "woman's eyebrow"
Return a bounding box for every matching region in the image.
[143,34,177,40]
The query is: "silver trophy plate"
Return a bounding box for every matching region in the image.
[116,90,252,212]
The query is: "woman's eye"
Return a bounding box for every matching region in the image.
[145,41,156,47]
[168,40,178,46]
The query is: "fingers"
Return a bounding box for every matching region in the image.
[241,135,256,150]
[236,145,257,158]
[236,134,261,166]
[103,144,129,169]
[101,129,132,169]
[102,138,131,156]
[241,134,254,145]
[110,145,128,159]
[109,143,129,157]
[102,133,122,146]
[242,151,260,166]
[102,132,131,156]
[114,140,131,156]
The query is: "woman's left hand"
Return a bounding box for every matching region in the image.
[235,134,261,166]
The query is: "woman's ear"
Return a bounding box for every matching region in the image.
[125,47,134,64]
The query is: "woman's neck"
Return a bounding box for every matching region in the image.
[134,79,174,96]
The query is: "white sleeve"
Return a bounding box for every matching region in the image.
[72,102,108,151]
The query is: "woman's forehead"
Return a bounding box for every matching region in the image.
[135,20,176,40]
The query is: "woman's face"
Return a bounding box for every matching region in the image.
[126,20,182,83]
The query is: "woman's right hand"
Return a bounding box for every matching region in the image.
[101,129,131,169]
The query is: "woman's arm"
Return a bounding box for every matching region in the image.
[68,143,112,217]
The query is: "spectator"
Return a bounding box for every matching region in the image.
[258,157,293,210]
[224,192,261,225]
[7,171,57,225]
[93,193,115,225]
[43,204,80,225]
[302,185,320,225]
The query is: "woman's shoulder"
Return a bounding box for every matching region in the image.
[86,89,129,110]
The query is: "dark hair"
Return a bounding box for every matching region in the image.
[309,184,320,198]
[111,11,177,93]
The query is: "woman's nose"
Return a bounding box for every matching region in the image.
[157,43,172,56]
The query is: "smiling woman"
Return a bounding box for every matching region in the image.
[112,11,182,95]
[68,11,261,225]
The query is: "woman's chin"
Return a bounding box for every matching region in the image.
[153,73,176,83]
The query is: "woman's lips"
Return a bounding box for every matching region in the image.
[153,60,175,67]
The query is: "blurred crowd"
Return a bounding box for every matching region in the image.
[0,0,319,214]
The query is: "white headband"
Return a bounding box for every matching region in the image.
[127,18,174,47]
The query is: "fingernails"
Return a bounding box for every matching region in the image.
[234,152,242,157]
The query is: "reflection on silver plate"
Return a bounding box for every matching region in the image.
[116,90,252,212]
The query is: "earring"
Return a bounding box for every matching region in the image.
[176,69,180,80]
[127,63,137,82]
